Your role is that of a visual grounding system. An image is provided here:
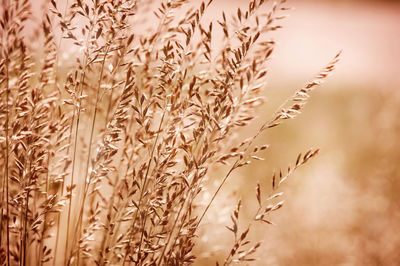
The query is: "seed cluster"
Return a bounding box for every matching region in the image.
[0,0,339,265]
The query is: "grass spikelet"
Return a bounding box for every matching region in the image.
[0,0,339,265]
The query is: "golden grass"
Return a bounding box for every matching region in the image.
[0,0,339,265]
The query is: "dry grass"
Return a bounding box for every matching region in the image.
[0,0,339,265]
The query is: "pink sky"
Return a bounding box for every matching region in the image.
[209,0,400,91]
[267,0,400,90]
[30,0,400,90]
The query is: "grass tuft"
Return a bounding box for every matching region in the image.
[0,0,339,265]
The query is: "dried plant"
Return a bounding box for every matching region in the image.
[0,0,339,265]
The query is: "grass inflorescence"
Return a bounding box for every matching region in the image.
[0,0,339,265]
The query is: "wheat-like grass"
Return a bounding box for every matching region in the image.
[0,0,339,265]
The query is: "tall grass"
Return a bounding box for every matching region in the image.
[0,0,339,265]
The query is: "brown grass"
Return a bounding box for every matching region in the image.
[0,0,339,265]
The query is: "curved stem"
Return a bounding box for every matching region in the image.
[53,0,71,263]
[4,35,11,266]
[64,22,94,265]
[74,45,110,265]
[122,110,166,266]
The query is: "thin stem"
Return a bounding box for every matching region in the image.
[64,80,83,266]
[0,147,5,252]
[4,38,11,266]
[99,125,136,264]
[38,149,51,266]
[122,110,166,266]
[55,112,74,266]
[196,161,238,229]
[64,12,98,263]
[53,0,70,263]
[156,196,186,266]
[194,92,296,231]
[75,45,110,265]
[64,49,91,266]
[98,93,136,265]
[22,156,33,266]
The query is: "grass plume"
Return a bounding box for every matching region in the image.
[0,0,339,265]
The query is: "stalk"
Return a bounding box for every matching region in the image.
[64,26,94,265]
[4,33,11,266]
[122,110,166,266]
[74,45,110,265]
[53,0,71,263]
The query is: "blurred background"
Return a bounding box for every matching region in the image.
[197,0,400,265]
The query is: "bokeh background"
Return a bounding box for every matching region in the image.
[196,0,400,265]
[28,0,400,265]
